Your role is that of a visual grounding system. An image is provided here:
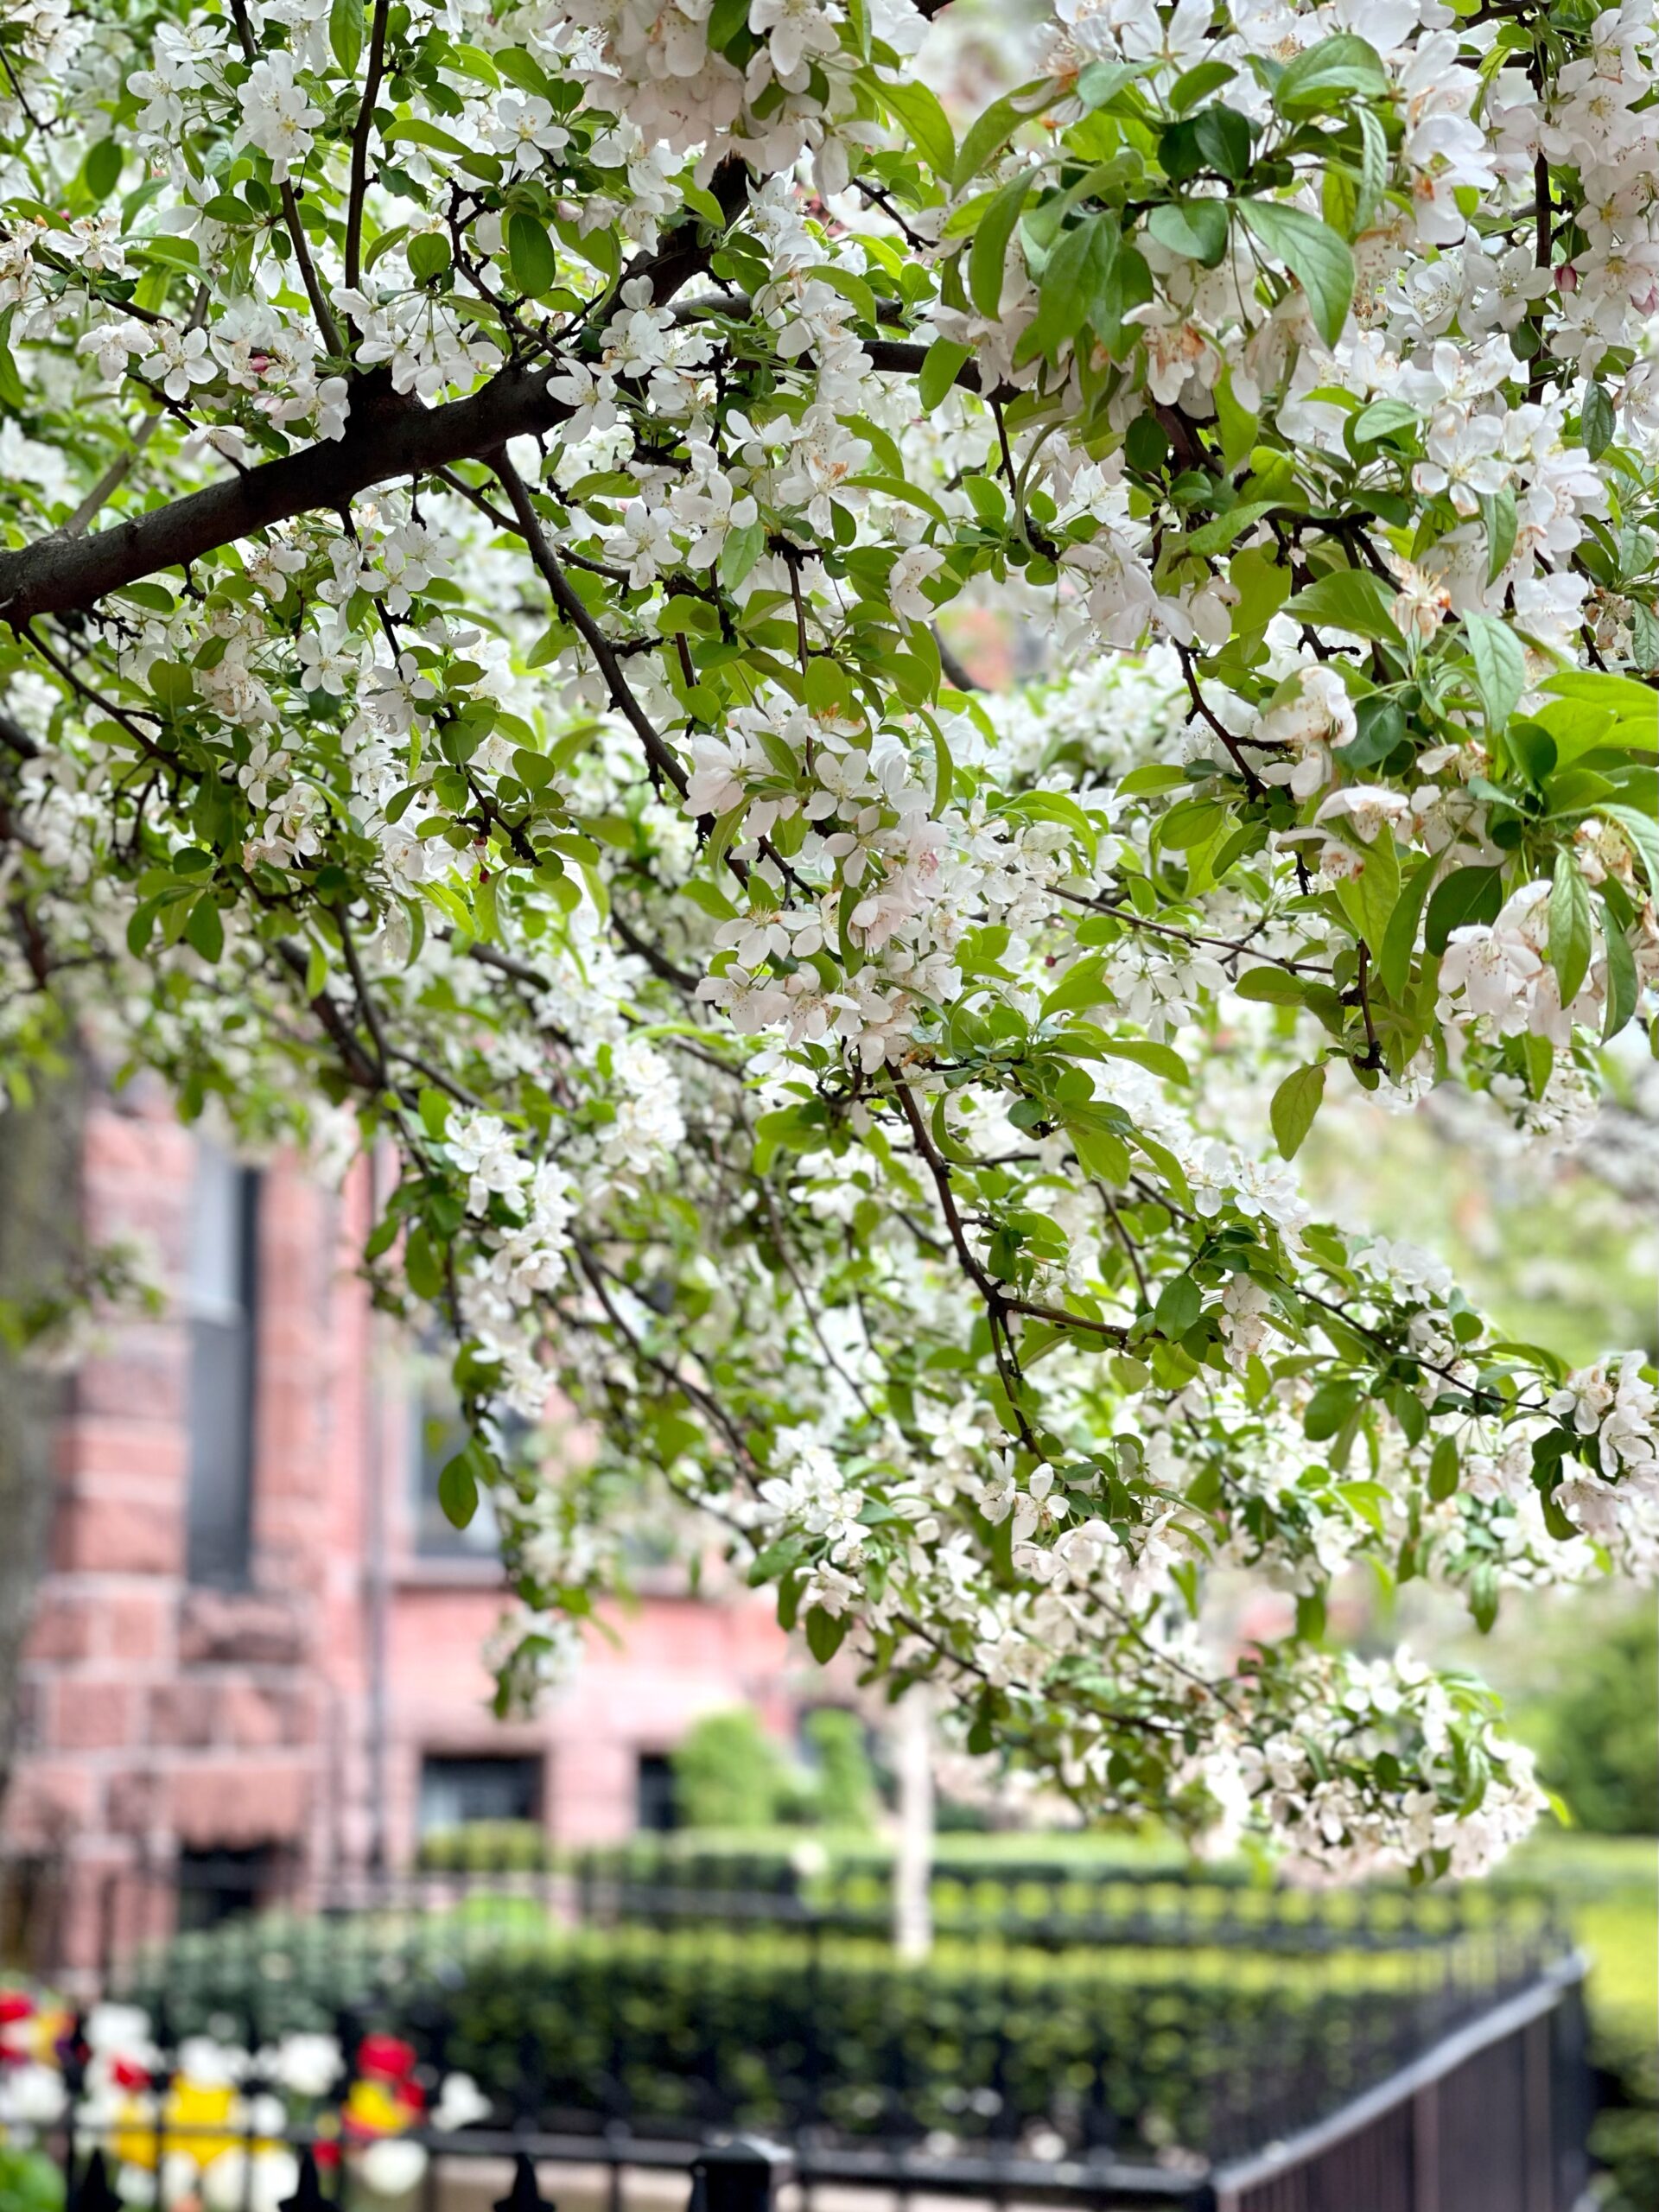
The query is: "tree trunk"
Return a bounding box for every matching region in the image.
[891,1686,934,1961]
[0,1068,86,1817]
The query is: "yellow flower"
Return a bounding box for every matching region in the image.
[111,2076,237,2171]
[342,2076,413,2138]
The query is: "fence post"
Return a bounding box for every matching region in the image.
[689,2137,790,2212]
[1412,2079,1440,2212]
[278,2149,334,2211]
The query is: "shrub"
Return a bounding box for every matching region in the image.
[798,1709,878,1832]
[671,1712,791,1832]
[1522,1605,1659,1836]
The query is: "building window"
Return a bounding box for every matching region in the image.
[418,1754,542,1834]
[185,1143,260,1586]
[175,1844,284,1932]
[409,1354,500,1560]
[636,1752,680,1834]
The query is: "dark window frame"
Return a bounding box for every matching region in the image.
[185,1147,262,1587]
[418,1752,543,1834]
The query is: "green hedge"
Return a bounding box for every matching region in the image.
[119,1919,1484,2165]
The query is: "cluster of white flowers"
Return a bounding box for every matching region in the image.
[3,0,1656,1871]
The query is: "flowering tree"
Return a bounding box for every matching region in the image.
[1,0,1656,1879]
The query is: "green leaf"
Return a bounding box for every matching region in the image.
[438,1449,479,1529]
[1067,1117,1132,1185]
[1343,694,1407,771]
[1603,802,1659,893]
[1282,567,1401,643]
[184,893,223,964]
[918,334,971,410]
[1154,1274,1203,1336]
[1601,901,1638,1039]
[1424,864,1503,954]
[1548,852,1593,1010]
[1015,213,1119,365]
[1581,379,1615,461]
[969,168,1033,317]
[1041,955,1110,1016]
[883,79,955,179]
[1269,1061,1326,1160]
[329,0,365,73]
[718,518,765,592]
[1076,59,1148,113]
[1303,1376,1361,1442]
[1354,105,1388,232]
[1183,499,1276,557]
[805,1605,850,1662]
[1146,198,1230,267]
[1274,34,1389,113]
[385,118,471,159]
[1462,611,1527,734]
[1377,855,1437,998]
[1428,1436,1459,1502]
[507,212,557,297]
[404,1223,443,1300]
[407,230,451,283]
[83,137,123,203]
[951,79,1050,194]
[1169,60,1236,113]
[1478,486,1517,586]
[148,660,196,709]
[1234,966,1309,1006]
[1094,1037,1191,1084]
[707,0,748,49]
[1236,200,1356,346]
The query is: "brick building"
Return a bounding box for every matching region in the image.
[2,1088,798,1956]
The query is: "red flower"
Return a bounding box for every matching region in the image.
[0,1993,34,2024]
[396,2075,427,2116]
[110,2056,151,2090]
[357,2033,417,2082]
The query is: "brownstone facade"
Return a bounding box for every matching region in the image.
[3,1088,798,1964]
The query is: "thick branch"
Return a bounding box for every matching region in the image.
[0,367,575,624]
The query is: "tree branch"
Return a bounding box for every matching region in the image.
[490,451,688,799]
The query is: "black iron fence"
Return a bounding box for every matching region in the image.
[41,1968,1592,2212]
[2,1843,1592,2210]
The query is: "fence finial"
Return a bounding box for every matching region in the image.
[68,2150,124,2212]
[278,2147,333,2210]
[494,2149,556,2211]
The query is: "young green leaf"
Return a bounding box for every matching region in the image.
[1601,901,1638,1039]
[969,168,1033,317]
[883,79,955,179]
[1147,198,1230,267]
[1154,1273,1203,1336]
[1236,200,1356,346]
[1424,864,1503,953]
[329,0,365,73]
[1462,611,1526,733]
[918,334,972,410]
[1581,379,1615,461]
[1547,853,1592,1010]
[1270,1061,1326,1160]
[507,211,557,298]
[1282,567,1401,643]
[1274,34,1389,113]
[1602,802,1659,893]
[438,1448,480,1529]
